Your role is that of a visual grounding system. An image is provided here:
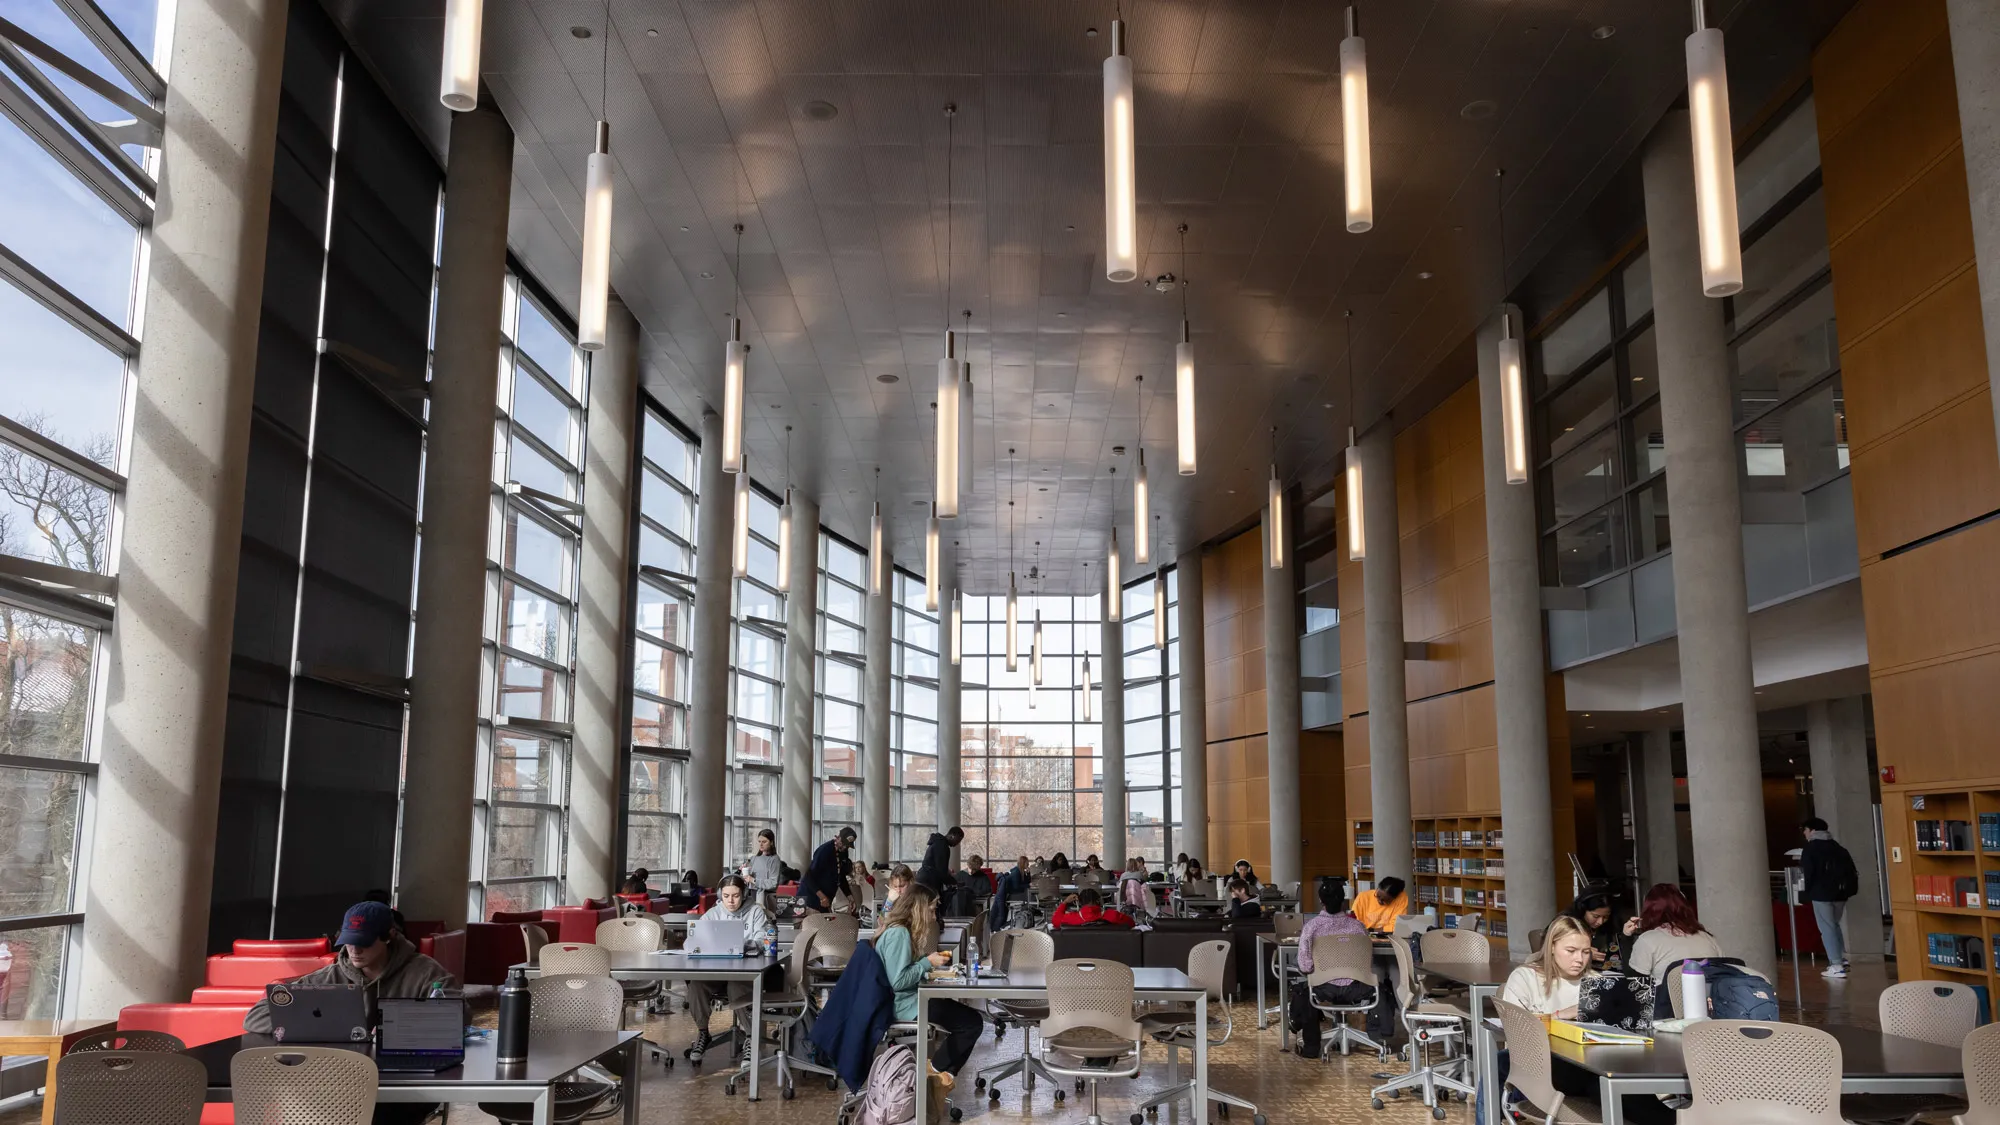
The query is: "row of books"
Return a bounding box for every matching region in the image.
[1916,819,1976,852]
[1355,832,1375,847]
[1912,874,1999,908]
[1928,933,1986,970]
[1983,813,2000,851]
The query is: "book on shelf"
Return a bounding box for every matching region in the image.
[1981,813,2000,852]
[1956,876,1982,909]
[1927,933,1986,970]
[1548,1019,1651,1046]
[1984,871,2000,911]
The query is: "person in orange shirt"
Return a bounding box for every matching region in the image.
[1352,876,1409,932]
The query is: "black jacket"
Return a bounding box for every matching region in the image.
[799,838,851,909]
[1800,836,1857,902]
[915,832,957,894]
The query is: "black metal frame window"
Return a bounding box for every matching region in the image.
[891,569,940,863]
[470,278,588,918]
[727,484,785,865]
[812,535,866,844]
[1121,569,1182,865]
[626,405,697,877]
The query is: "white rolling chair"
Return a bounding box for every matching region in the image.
[1033,960,1144,1125]
[1371,934,1474,1116]
[975,929,1061,1103]
[721,925,838,1099]
[1304,931,1384,1057]
[1135,939,1265,1125]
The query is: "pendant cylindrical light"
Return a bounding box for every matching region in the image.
[950,589,963,666]
[1267,466,1286,570]
[936,330,960,518]
[1081,655,1094,722]
[959,360,974,500]
[1102,19,1137,284]
[1685,2,1742,297]
[731,455,751,579]
[1339,7,1373,234]
[1498,313,1528,484]
[578,120,615,351]
[1345,428,1366,562]
[1107,529,1123,623]
[1133,449,1151,565]
[722,316,746,473]
[924,506,941,612]
[868,500,884,597]
[1006,573,1019,673]
[1032,611,1044,685]
[1153,576,1166,650]
[1176,322,1197,475]
[439,0,483,111]
[776,487,793,592]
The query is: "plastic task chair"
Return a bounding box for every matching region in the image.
[975,928,1061,1104]
[1304,932,1384,1058]
[1846,982,1980,1124]
[479,975,627,1124]
[232,1046,379,1125]
[540,942,612,977]
[53,1051,206,1125]
[1681,1020,1845,1125]
[1273,912,1307,942]
[65,1030,186,1054]
[722,918,837,1099]
[1033,960,1144,1125]
[1135,940,1265,1125]
[1954,1021,2000,1125]
[1372,934,1474,1117]
[522,922,551,965]
[1496,1000,1601,1125]
[594,915,671,1068]
[1417,927,1490,1007]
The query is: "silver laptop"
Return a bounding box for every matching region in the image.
[266,982,368,1043]
[686,917,748,957]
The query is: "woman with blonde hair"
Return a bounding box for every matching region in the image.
[1501,913,1599,1018]
[875,883,982,1078]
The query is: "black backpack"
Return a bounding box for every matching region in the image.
[1822,841,1860,900]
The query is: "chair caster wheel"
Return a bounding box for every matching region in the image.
[1055,1090,1066,1103]
[975,1079,986,1091]
[1372,1099,1386,1111]
[1253,1117,1268,1125]
[951,1109,963,1122]
[828,1077,840,1091]
[783,1084,795,1100]
[1076,1080,1086,1092]
[990,1090,1002,1104]
[1433,1107,1448,1120]
[724,1081,737,1096]
[1131,1115,1146,1125]
[1390,1091,1403,1100]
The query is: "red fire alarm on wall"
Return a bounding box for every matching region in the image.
[1879,765,1896,784]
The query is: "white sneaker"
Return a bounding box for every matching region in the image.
[1822,965,1847,978]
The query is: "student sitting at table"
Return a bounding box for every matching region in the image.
[1181,857,1207,886]
[1563,890,1639,968]
[683,875,772,1062]
[993,855,1034,921]
[875,883,982,1083]
[883,863,916,908]
[243,901,452,1125]
[1232,859,1262,891]
[1625,883,1722,983]
[1052,887,1136,929]
[1225,876,1263,919]
[1352,876,1409,932]
[1289,877,1373,1059]
[620,868,652,896]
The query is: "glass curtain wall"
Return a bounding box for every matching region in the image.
[892,570,940,862]
[0,0,164,1018]
[728,487,785,865]
[470,281,589,917]
[1121,570,1182,864]
[627,408,697,877]
[813,536,866,847]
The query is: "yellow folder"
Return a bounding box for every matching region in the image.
[1548,1019,1653,1046]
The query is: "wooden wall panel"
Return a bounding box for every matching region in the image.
[1203,530,1271,872]
[1841,270,1991,451]
[1849,390,2000,558]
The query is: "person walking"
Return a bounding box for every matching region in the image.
[1799,816,1861,978]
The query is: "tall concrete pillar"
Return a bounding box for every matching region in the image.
[1100,585,1128,870]
[1476,305,1559,956]
[1642,111,1778,980]
[862,547,893,865]
[780,494,821,869]
[1631,729,1682,889]
[1176,550,1210,866]
[399,92,513,929]
[937,569,963,843]
[1945,0,2000,449]
[1808,697,1884,959]
[1359,423,1414,886]
[687,410,735,881]
[77,0,285,1009]
[1263,500,1303,891]
[566,298,639,903]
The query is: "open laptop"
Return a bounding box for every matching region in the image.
[266,982,369,1044]
[685,917,748,957]
[377,998,466,1072]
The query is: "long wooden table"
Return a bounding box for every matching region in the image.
[0,1018,118,1125]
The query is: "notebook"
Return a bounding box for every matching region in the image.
[1549,1019,1653,1046]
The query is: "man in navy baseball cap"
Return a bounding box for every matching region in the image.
[244,899,453,1038]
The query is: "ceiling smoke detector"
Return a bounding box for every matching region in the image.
[1460,99,1498,121]
[802,100,839,121]
[1144,272,1179,293]
[570,25,592,38]
[1111,445,1126,456]
[876,373,900,383]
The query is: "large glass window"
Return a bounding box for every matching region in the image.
[0,0,166,1017]
[892,571,940,862]
[627,408,696,877]
[471,281,588,918]
[728,483,785,865]
[813,537,867,846]
[1122,569,1182,864]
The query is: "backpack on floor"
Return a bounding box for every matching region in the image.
[855,1044,918,1125]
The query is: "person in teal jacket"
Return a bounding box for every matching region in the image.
[873,883,982,1077]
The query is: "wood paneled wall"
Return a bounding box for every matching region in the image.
[1814,0,2000,976]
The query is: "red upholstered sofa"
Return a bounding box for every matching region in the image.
[229,937,329,957]
[417,928,466,985]
[203,953,336,987]
[541,905,615,942]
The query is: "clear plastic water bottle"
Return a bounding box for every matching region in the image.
[968,936,981,978]
[763,922,778,958]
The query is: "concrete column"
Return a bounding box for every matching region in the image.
[399,90,513,930]
[1642,110,1778,980]
[1631,729,1681,889]
[1359,423,1414,886]
[1263,501,1303,891]
[686,410,735,881]
[780,494,820,869]
[565,298,639,903]
[1808,697,1884,959]
[862,547,893,864]
[1176,550,1210,866]
[1100,584,1128,871]
[1476,305,1559,957]
[77,0,286,1008]
[937,569,963,844]
[1945,0,2000,449]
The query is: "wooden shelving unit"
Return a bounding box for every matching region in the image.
[1348,816,1507,939]
[1892,787,2000,1016]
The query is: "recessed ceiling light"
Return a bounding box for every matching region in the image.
[1323,403,1334,409]
[699,270,714,278]
[1056,311,1068,318]
[1418,270,1434,280]
[1064,224,1076,232]
[646,28,660,37]
[1592,25,1616,40]
[876,373,900,383]
[912,499,928,506]
[1039,486,1049,492]
[679,225,690,231]
[1086,26,1099,38]
[802,100,839,121]
[570,25,592,38]
[1460,99,1498,121]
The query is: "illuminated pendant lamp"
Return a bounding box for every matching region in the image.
[1103,15,1137,283]
[1266,428,1286,571]
[1081,653,1094,722]
[950,588,963,666]
[577,56,615,346]
[936,105,962,518]
[1153,571,1166,650]
[1029,610,1041,708]
[1492,169,1528,485]
[722,223,747,473]
[439,0,483,111]
[1340,5,1373,234]
[868,467,884,598]
[1344,310,1366,562]
[925,504,941,612]
[1174,224,1197,476]
[777,427,793,592]
[1132,447,1150,564]
[1685,0,1742,296]
[731,453,751,579]
[1006,570,1019,673]
[1107,528,1123,623]
[959,311,974,504]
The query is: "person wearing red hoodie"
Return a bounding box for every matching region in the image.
[1051,887,1136,929]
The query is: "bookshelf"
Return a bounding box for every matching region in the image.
[1893,787,2000,1016]
[1350,815,1507,938]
